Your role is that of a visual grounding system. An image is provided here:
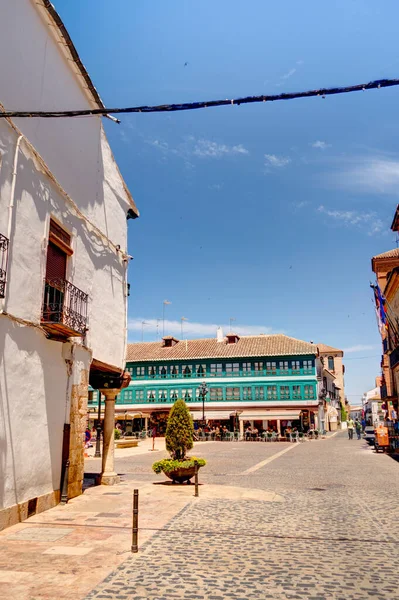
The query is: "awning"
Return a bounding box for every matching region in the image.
[115,413,144,420]
[239,410,301,421]
[191,410,235,420]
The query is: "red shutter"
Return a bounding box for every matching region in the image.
[46,242,67,280]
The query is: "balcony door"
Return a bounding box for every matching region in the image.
[43,242,67,322]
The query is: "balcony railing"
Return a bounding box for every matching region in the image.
[134,367,315,381]
[0,233,9,298]
[41,277,88,337]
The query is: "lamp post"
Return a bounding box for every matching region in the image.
[95,390,102,458]
[198,381,208,426]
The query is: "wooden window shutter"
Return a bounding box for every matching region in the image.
[46,242,67,280]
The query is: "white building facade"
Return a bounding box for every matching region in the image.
[0,0,138,530]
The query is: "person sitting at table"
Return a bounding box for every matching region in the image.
[245,426,252,441]
[252,427,258,440]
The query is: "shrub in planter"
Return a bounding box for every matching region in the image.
[114,428,121,440]
[152,399,206,483]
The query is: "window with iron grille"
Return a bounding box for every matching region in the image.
[266,361,276,374]
[210,363,223,376]
[136,366,145,377]
[0,233,9,299]
[304,385,315,399]
[280,385,290,399]
[266,386,277,399]
[255,386,265,400]
[210,387,223,400]
[292,385,302,399]
[135,389,144,401]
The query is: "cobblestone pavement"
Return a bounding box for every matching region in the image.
[85,434,399,600]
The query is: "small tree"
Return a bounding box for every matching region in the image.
[340,404,347,422]
[165,399,193,460]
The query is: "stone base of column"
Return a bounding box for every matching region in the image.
[101,472,120,486]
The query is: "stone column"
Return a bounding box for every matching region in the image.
[100,388,120,485]
[144,416,148,432]
[277,420,281,434]
[239,418,244,438]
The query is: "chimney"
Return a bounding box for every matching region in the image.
[216,327,224,343]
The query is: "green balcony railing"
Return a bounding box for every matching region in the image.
[131,367,315,381]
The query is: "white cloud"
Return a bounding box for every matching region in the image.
[342,344,375,353]
[330,156,399,195]
[311,141,331,150]
[293,200,309,209]
[128,318,275,340]
[280,68,296,80]
[317,205,384,236]
[264,154,291,168]
[193,140,249,158]
[146,137,249,160]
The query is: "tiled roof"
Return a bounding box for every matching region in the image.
[317,343,343,355]
[372,248,399,260]
[126,334,317,363]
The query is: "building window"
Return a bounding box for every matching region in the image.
[254,362,264,372]
[328,356,335,371]
[196,364,206,377]
[210,387,223,401]
[291,360,300,373]
[304,385,315,399]
[303,360,313,372]
[149,366,156,379]
[182,365,192,378]
[147,390,156,402]
[243,387,252,400]
[159,366,167,378]
[266,362,276,374]
[136,366,145,377]
[170,389,178,401]
[135,389,144,402]
[292,385,301,399]
[280,386,290,399]
[158,389,168,402]
[210,363,223,377]
[123,390,133,403]
[170,365,179,378]
[279,361,289,374]
[226,363,239,375]
[242,362,252,374]
[182,389,193,401]
[226,387,240,400]
[266,386,277,399]
[255,386,265,400]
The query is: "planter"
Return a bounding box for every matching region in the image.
[165,465,197,484]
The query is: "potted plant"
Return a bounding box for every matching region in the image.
[152,399,206,484]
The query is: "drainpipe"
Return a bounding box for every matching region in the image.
[1,134,23,313]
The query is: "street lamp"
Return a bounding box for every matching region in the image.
[198,381,208,425]
[95,390,102,458]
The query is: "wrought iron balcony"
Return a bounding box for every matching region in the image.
[0,233,9,298]
[41,277,88,337]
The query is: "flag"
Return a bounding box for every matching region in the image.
[371,284,387,336]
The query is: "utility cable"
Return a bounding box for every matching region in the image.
[0,78,398,122]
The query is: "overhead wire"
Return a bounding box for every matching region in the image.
[0,78,398,121]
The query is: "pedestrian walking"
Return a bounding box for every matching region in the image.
[347,418,355,440]
[355,419,362,440]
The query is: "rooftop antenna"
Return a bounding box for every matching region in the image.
[162,300,171,336]
[141,320,148,342]
[181,316,188,339]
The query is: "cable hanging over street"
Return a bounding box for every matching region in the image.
[0,77,398,122]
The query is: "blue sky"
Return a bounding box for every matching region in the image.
[56,0,399,403]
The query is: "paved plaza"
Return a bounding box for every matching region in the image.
[1,433,398,599]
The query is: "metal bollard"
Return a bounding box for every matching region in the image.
[194,460,199,497]
[131,489,139,553]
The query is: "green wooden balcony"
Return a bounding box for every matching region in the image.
[131,367,315,381]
